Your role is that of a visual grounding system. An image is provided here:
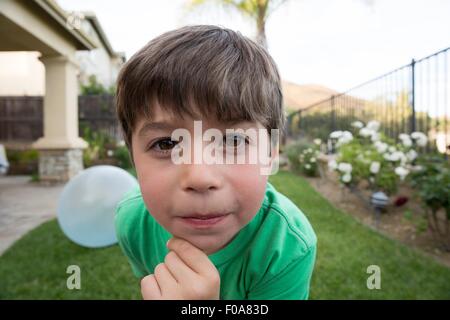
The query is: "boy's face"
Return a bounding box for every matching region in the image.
[131,103,276,255]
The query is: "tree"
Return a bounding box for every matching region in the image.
[187,0,289,49]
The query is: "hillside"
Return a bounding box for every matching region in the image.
[282,81,339,112]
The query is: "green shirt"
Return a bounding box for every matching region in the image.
[115,182,317,300]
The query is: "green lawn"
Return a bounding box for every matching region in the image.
[1,170,449,299]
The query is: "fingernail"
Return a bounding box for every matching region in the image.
[166,239,170,247]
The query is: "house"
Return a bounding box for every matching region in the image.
[0,8,124,95]
[75,11,125,90]
[0,0,121,182]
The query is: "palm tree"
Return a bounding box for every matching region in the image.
[186,0,289,49]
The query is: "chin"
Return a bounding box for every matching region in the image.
[180,233,230,255]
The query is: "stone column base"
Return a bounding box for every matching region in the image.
[38,149,84,183]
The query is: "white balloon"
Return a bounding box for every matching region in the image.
[57,165,138,248]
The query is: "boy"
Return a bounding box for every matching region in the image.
[114,25,317,300]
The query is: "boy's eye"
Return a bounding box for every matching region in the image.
[149,138,179,151]
[223,134,249,148]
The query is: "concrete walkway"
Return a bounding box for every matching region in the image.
[0,176,64,255]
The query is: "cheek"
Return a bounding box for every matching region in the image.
[132,152,174,218]
[228,164,268,219]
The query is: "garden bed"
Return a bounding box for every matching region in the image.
[304,171,450,268]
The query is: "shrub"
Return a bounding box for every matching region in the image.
[80,75,109,95]
[285,140,314,174]
[327,120,427,195]
[114,146,133,170]
[5,149,39,175]
[80,124,114,167]
[410,154,450,251]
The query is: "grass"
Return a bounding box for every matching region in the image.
[0,170,449,299]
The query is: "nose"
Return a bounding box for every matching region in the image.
[179,163,222,194]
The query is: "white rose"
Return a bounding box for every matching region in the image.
[330,131,343,139]
[310,157,316,163]
[393,151,405,162]
[337,131,353,147]
[401,136,413,147]
[351,121,364,128]
[342,173,352,183]
[406,149,418,162]
[328,159,338,171]
[359,128,373,137]
[305,164,311,170]
[314,138,322,145]
[402,138,412,148]
[395,166,410,180]
[370,161,381,174]
[338,162,352,173]
[411,131,426,140]
[374,141,388,154]
[411,132,428,147]
[366,120,380,132]
[371,132,380,142]
[416,138,427,147]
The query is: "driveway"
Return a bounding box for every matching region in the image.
[0,176,64,255]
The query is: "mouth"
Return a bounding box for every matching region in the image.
[179,212,230,228]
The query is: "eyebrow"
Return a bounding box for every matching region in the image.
[137,119,256,137]
[137,121,179,136]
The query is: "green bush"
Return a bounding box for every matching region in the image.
[298,145,320,177]
[80,75,109,96]
[6,149,38,163]
[114,145,133,170]
[336,138,398,194]
[328,121,426,195]
[410,154,450,250]
[285,140,319,176]
[5,149,39,175]
[80,124,114,167]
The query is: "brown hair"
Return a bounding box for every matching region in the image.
[116,25,284,150]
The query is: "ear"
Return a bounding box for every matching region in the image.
[267,139,280,175]
[270,142,279,160]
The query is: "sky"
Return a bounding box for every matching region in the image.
[57,0,450,92]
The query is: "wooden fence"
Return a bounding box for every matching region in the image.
[0,94,121,144]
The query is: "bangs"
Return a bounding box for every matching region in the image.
[116,25,283,147]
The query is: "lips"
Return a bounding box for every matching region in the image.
[180,212,229,228]
[183,213,228,219]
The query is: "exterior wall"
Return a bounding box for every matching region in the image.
[76,47,114,88]
[0,52,45,95]
[0,17,121,96]
[0,49,118,96]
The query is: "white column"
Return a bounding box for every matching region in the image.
[32,55,88,182]
[33,55,87,149]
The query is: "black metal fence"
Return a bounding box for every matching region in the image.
[288,46,450,155]
[0,94,121,144]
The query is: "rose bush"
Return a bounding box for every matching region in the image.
[327,120,427,195]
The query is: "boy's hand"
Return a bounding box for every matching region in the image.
[140,237,220,300]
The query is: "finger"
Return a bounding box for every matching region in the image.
[167,238,217,277]
[164,250,197,283]
[140,274,162,300]
[154,262,178,295]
